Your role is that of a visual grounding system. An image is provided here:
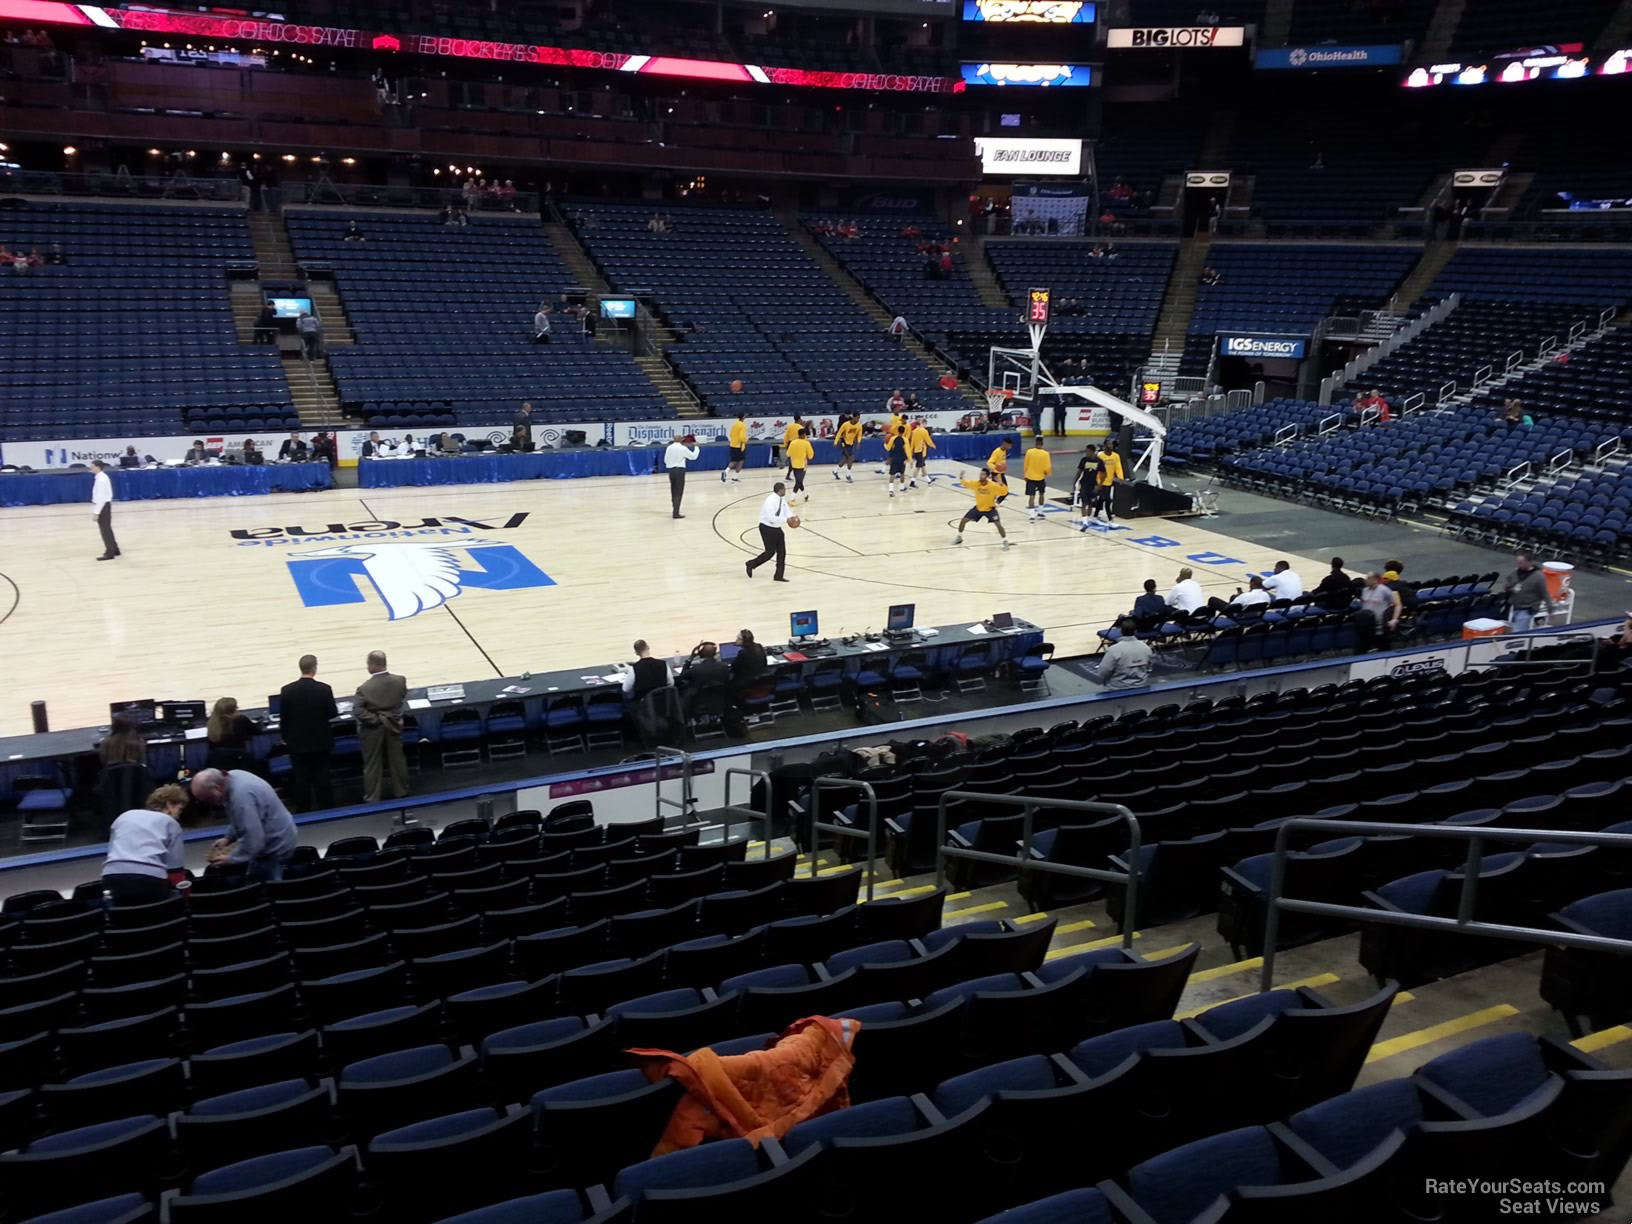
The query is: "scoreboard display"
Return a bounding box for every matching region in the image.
[1027,287,1052,325]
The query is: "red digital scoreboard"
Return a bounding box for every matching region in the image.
[1027,287,1052,326]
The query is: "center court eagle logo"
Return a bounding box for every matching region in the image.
[283,538,555,620]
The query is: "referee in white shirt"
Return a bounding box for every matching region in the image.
[745,481,793,582]
[664,432,700,519]
[91,459,121,560]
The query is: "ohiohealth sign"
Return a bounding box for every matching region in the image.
[1256,44,1403,69]
[1220,335,1307,359]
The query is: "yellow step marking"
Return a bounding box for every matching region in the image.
[815,864,859,877]
[1174,972,1341,1020]
[946,891,973,902]
[865,878,904,889]
[1057,918,1098,936]
[868,884,936,901]
[1141,944,1196,961]
[1046,931,1141,958]
[1363,1004,1520,1065]
[1010,913,1051,925]
[1573,1025,1632,1054]
[1187,957,1264,985]
[944,901,1009,919]
[1393,991,1415,1007]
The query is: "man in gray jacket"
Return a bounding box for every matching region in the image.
[356,650,410,803]
[1090,618,1153,690]
[1502,553,1551,632]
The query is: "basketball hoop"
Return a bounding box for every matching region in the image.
[985,387,1014,417]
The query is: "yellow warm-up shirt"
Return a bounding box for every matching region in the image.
[908,425,935,457]
[786,438,814,470]
[1096,450,1125,487]
[783,422,804,447]
[729,420,748,448]
[837,421,862,447]
[962,478,1002,512]
[888,413,908,441]
[1022,447,1052,481]
[987,446,1011,475]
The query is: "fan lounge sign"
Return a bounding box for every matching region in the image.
[1107,26,1246,48]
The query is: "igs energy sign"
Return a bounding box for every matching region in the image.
[1107,26,1246,48]
[1220,335,1307,359]
[973,137,1084,175]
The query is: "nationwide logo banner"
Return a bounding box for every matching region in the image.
[0,0,957,92]
[1255,43,1402,70]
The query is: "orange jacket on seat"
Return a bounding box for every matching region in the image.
[629,1015,860,1156]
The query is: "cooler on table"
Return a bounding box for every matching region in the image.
[1463,618,1509,640]
[1542,562,1573,601]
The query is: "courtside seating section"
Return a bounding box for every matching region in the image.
[0,203,294,442]
[284,212,669,429]
[567,202,964,418]
[1187,245,1418,341]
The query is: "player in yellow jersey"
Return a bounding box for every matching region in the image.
[884,424,911,496]
[986,438,1013,503]
[781,414,805,479]
[1091,440,1125,524]
[907,420,935,488]
[1021,435,1052,521]
[723,412,748,484]
[786,427,815,494]
[954,468,1011,549]
[834,414,862,481]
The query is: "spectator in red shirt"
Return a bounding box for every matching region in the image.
[939,249,953,275]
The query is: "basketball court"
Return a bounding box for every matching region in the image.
[0,455,1332,737]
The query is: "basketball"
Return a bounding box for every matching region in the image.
[787,516,801,529]
[729,379,743,393]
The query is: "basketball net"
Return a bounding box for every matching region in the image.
[985,387,1014,418]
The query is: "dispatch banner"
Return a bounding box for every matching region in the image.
[0,0,957,92]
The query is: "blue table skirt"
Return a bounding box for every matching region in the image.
[0,463,332,507]
[359,433,1024,489]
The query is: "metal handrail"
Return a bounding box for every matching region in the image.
[1260,819,1632,991]
[1594,438,1622,465]
[1403,391,1426,414]
[719,767,775,860]
[1273,423,1299,446]
[1359,406,1380,428]
[1505,349,1524,372]
[1318,412,1342,435]
[1473,364,1493,387]
[652,745,695,827]
[807,778,880,903]
[1501,460,1532,489]
[933,791,1142,950]
[1548,448,1573,474]
[1436,379,1456,405]
[1539,335,1558,355]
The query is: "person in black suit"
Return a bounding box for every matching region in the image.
[278,431,308,461]
[279,653,338,812]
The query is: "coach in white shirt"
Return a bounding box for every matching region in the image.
[1210,575,1272,615]
[91,459,121,560]
[664,433,700,519]
[745,481,794,582]
[1166,567,1204,613]
[1263,560,1304,601]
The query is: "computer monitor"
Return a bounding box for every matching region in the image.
[790,611,820,640]
[887,603,916,631]
[109,699,156,726]
[268,694,283,716]
[157,700,207,726]
[990,611,1016,629]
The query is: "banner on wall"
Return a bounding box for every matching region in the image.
[959,62,1094,87]
[961,0,1096,22]
[0,410,1009,470]
[1107,26,1246,49]
[972,136,1084,175]
[1255,44,1402,70]
[1011,181,1092,235]
[1219,334,1307,360]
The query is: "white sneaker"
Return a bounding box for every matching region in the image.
[720,471,727,483]
[832,471,840,480]
[1002,539,1012,550]
[731,475,740,483]
[952,534,963,544]
[888,490,895,498]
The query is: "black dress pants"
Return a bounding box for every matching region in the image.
[289,750,333,812]
[97,503,120,556]
[748,525,786,579]
[669,469,686,516]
